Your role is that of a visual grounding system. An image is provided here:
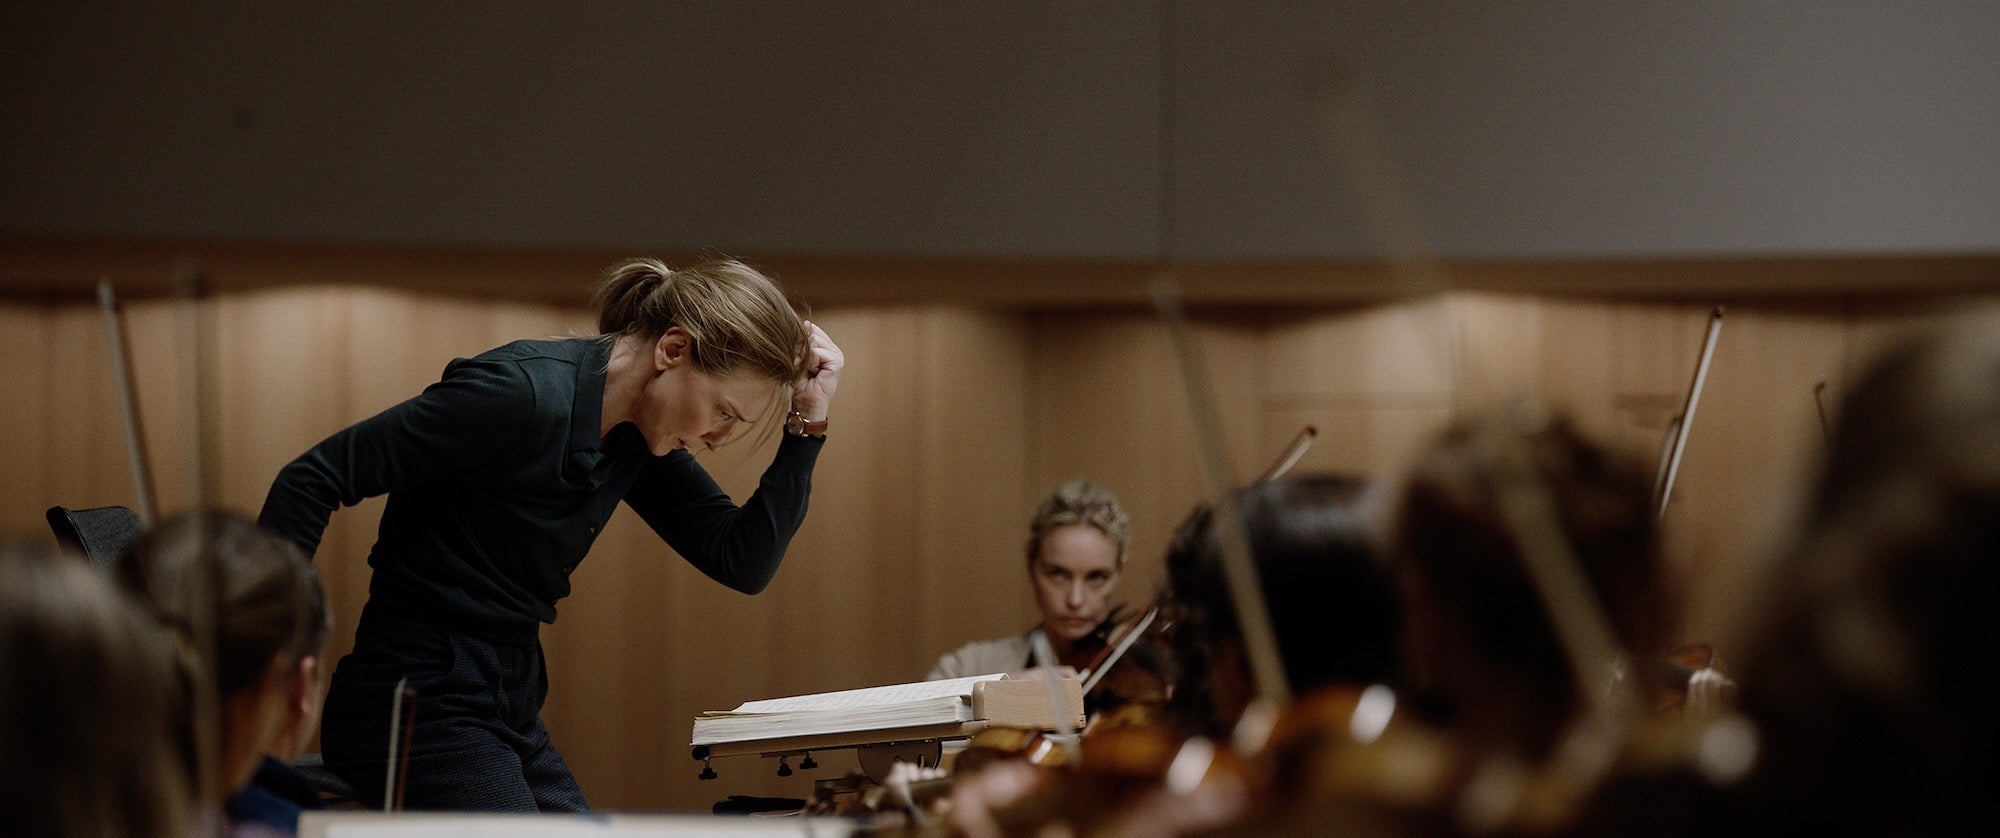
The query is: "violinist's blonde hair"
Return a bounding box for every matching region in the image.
[0,545,194,838]
[1026,480,1131,567]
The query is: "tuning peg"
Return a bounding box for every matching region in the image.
[800,752,818,770]
[776,756,793,777]
[698,758,717,780]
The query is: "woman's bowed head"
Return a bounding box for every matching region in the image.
[594,258,843,455]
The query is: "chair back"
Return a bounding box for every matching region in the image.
[46,505,143,571]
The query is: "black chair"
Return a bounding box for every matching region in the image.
[293,753,361,809]
[45,505,143,570]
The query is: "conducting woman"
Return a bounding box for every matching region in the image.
[258,257,844,812]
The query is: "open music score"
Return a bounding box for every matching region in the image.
[690,674,1084,763]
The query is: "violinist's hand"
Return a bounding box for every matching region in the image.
[1686,667,1738,716]
[792,320,843,424]
[882,760,948,812]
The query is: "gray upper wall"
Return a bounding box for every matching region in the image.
[3,2,1995,260]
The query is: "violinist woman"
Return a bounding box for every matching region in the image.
[941,474,1403,837]
[926,479,1131,680]
[258,257,844,812]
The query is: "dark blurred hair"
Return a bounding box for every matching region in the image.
[1727,308,2000,830]
[118,510,330,699]
[1,545,194,837]
[1393,412,1666,757]
[1166,474,1400,735]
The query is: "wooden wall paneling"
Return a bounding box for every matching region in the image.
[758,307,925,694]
[763,306,925,797]
[1449,292,1550,412]
[211,287,357,514]
[1260,301,1458,487]
[40,304,137,517]
[1658,305,1850,643]
[1528,297,1621,446]
[1262,299,1457,404]
[1259,405,1452,487]
[912,307,1034,677]
[122,298,204,516]
[7,240,1999,307]
[484,299,595,348]
[0,302,52,540]
[211,288,364,730]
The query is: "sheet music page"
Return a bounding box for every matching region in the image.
[311,812,857,837]
[718,673,1005,715]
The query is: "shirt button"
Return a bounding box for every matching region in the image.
[563,563,577,573]
[585,525,597,536]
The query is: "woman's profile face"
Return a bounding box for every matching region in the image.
[633,353,773,456]
[1030,524,1122,647]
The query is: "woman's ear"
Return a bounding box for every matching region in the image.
[290,655,322,723]
[653,327,690,371]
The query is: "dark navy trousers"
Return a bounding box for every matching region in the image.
[320,606,589,812]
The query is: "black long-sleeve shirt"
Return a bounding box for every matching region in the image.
[258,337,822,628]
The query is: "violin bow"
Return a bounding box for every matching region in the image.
[1254,425,1318,484]
[102,278,231,803]
[1311,43,1645,822]
[1025,629,1082,762]
[1152,281,1292,723]
[1078,605,1161,696]
[1654,306,1724,520]
[97,279,157,524]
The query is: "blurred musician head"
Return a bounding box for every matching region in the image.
[1722,306,2000,831]
[1025,479,1132,659]
[1,544,194,838]
[117,510,331,800]
[1392,412,1668,762]
[1165,473,1400,737]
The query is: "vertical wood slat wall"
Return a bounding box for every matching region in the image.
[0,278,1951,812]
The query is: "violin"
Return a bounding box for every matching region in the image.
[1058,605,1175,720]
[946,719,1252,837]
[1653,643,1736,716]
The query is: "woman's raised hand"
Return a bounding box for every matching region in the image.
[793,320,843,422]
